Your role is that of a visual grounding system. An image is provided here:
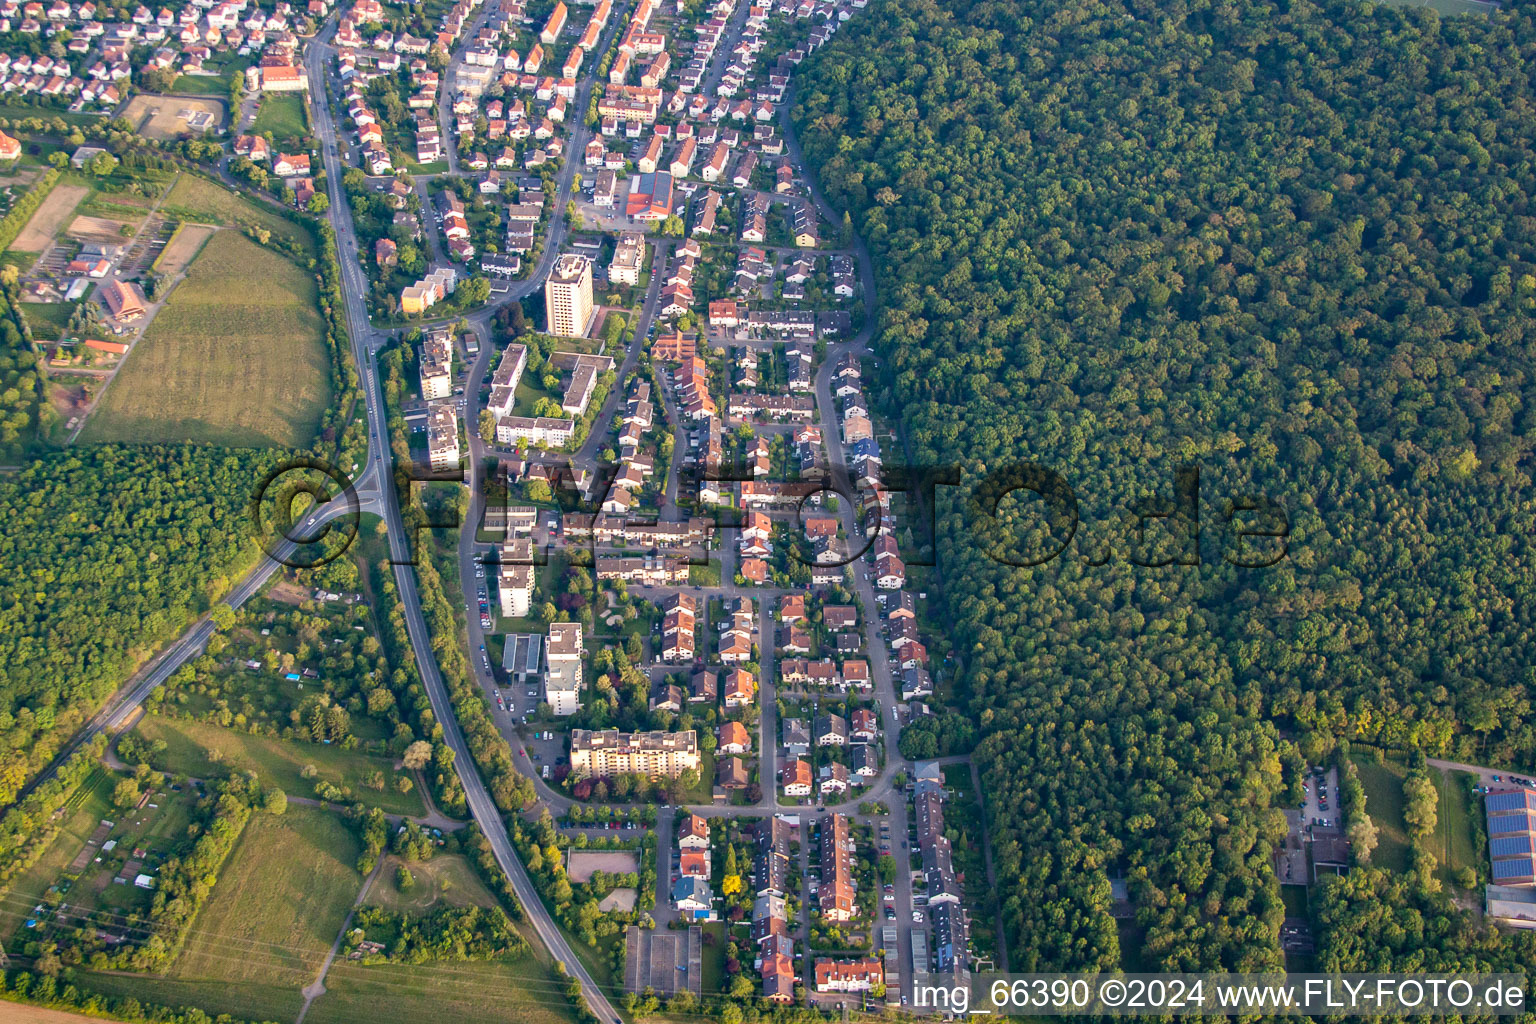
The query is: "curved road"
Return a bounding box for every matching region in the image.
[305,17,626,1022]
[16,485,376,804]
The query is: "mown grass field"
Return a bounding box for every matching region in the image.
[158,173,312,253]
[79,229,331,447]
[370,853,499,916]
[1435,769,1479,885]
[1353,759,1410,873]
[251,91,309,141]
[307,956,580,1024]
[131,714,428,817]
[20,299,74,339]
[1351,758,1479,881]
[81,804,363,1024]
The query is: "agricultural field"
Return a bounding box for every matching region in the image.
[159,173,312,253]
[368,853,499,916]
[152,222,214,277]
[129,714,429,818]
[66,214,137,244]
[251,91,309,143]
[81,805,364,1024]
[12,183,88,250]
[0,1003,138,1024]
[306,955,580,1024]
[78,228,330,447]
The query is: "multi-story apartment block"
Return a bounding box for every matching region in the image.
[569,728,700,779]
[426,402,460,470]
[499,537,535,618]
[544,253,594,337]
[419,327,453,399]
[545,621,584,715]
[486,342,527,420]
[609,230,644,286]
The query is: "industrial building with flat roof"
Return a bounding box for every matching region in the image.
[1486,788,1536,886]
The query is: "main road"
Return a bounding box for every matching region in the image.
[15,478,379,805]
[304,16,626,1023]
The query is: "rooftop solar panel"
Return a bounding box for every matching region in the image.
[1486,790,1534,812]
[1489,812,1535,835]
[1490,835,1535,858]
[1491,857,1535,881]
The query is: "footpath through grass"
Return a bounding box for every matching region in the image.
[79,229,331,448]
[80,804,363,1024]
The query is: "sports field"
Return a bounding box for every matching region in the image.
[120,94,225,141]
[79,229,331,447]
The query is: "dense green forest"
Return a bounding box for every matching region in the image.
[0,445,274,808]
[796,0,1536,973]
[0,263,50,457]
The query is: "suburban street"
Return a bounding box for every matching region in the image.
[304,15,626,1022]
[24,0,947,1012]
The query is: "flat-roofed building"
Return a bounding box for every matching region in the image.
[426,401,460,470]
[499,537,535,618]
[570,728,699,779]
[1486,884,1536,928]
[609,230,644,286]
[486,343,528,419]
[497,415,574,447]
[545,253,594,337]
[545,621,583,715]
[420,327,453,399]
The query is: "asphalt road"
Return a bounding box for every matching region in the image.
[14,489,371,803]
[305,17,626,1022]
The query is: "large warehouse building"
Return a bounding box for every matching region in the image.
[1486,787,1536,886]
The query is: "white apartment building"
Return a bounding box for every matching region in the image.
[545,621,583,715]
[609,231,644,286]
[569,728,700,779]
[545,253,594,337]
[426,401,460,471]
[499,537,535,618]
[419,327,453,400]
